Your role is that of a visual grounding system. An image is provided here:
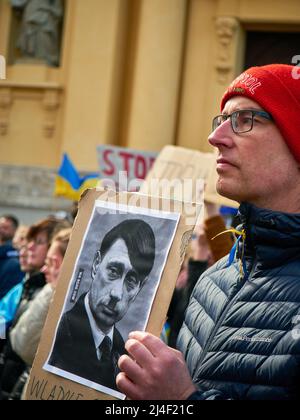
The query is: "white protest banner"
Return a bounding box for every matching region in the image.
[97,145,157,189]
[140,145,238,208]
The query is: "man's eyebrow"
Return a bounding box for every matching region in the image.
[126,268,139,278]
[225,106,264,114]
[107,261,125,271]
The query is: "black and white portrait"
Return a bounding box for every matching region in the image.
[44,201,180,399]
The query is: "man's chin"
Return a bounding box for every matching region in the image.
[95,318,114,332]
[216,183,241,203]
[95,310,117,330]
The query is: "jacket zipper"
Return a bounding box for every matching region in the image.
[193,257,258,382]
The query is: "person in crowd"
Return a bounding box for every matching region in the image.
[6,228,72,400]
[167,203,233,348]
[70,201,79,222]
[0,217,70,399]
[117,64,300,400]
[0,216,23,300]
[0,215,19,246]
[11,218,69,320]
[48,220,155,392]
[0,227,30,343]
[10,228,72,367]
[12,226,29,252]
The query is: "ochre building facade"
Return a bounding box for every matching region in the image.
[0,0,300,221]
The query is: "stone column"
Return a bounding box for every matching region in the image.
[124,0,188,152]
[176,0,242,152]
[60,0,130,170]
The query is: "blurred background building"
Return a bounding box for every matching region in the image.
[0,0,300,223]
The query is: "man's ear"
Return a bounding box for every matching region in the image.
[91,250,101,280]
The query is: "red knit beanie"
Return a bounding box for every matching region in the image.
[221,64,300,162]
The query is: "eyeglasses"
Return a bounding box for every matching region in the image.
[212,109,273,134]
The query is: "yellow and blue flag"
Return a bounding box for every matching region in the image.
[55,154,99,201]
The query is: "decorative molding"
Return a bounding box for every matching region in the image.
[215,16,239,84]
[0,81,61,90]
[43,89,61,138]
[0,82,62,137]
[0,87,13,136]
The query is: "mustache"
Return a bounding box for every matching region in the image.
[93,296,118,310]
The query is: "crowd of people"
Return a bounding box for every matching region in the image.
[0,63,300,400]
[0,213,73,399]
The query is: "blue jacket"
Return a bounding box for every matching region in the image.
[0,242,23,300]
[0,281,24,328]
[177,203,300,400]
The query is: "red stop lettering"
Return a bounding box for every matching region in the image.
[134,155,147,179]
[119,152,135,175]
[102,150,115,176]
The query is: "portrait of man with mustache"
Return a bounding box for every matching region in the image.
[48,219,156,392]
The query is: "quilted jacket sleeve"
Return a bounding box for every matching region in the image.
[188,389,232,400]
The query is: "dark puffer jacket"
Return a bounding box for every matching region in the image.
[0,242,23,300]
[177,203,300,400]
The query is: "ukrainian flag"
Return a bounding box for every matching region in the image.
[55,154,99,201]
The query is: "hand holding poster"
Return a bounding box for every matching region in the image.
[26,188,201,400]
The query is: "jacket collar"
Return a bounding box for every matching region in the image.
[238,202,300,269]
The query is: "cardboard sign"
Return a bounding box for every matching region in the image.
[26,188,201,400]
[97,145,157,185]
[140,145,238,208]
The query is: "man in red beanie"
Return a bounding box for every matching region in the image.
[116,64,300,401]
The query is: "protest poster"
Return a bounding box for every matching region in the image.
[26,188,202,400]
[140,145,238,208]
[97,145,157,188]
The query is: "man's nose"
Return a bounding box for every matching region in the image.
[208,118,234,149]
[109,279,123,302]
